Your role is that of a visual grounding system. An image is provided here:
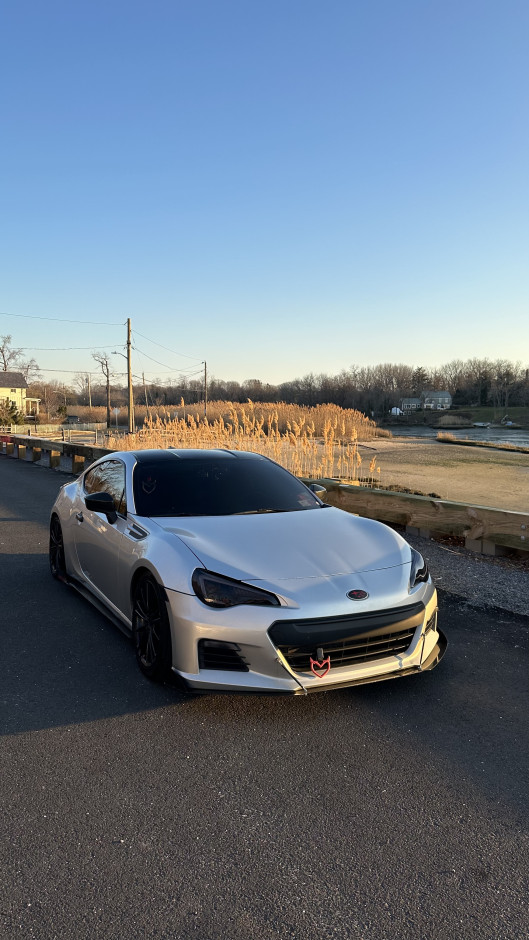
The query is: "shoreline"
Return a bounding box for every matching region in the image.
[436,436,529,454]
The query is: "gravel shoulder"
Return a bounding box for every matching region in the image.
[403,529,529,617]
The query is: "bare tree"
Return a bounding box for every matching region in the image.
[491,359,522,410]
[438,359,466,394]
[0,335,23,370]
[73,372,94,406]
[19,358,41,381]
[27,380,63,423]
[92,352,112,428]
[0,335,41,380]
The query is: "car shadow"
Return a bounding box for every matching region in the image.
[337,590,529,816]
[1,553,191,736]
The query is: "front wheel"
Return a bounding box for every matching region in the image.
[49,515,67,581]
[132,574,173,681]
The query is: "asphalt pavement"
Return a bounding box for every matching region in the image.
[1,456,528,940]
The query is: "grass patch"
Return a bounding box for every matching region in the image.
[370,483,442,498]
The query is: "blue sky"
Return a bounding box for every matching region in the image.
[1,0,528,386]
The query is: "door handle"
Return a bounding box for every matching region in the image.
[76,511,84,522]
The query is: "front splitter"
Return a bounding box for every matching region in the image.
[293,630,448,694]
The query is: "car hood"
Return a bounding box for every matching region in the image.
[154,506,411,582]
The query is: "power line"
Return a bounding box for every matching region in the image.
[131,346,175,370]
[167,363,206,376]
[132,345,203,386]
[23,365,202,381]
[19,345,117,351]
[24,367,116,375]
[165,368,204,379]
[0,311,124,325]
[131,344,204,372]
[132,329,203,362]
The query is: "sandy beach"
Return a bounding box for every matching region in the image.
[362,437,529,512]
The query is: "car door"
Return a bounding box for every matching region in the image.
[73,459,129,609]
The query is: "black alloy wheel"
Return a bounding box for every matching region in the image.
[49,515,67,581]
[132,574,172,681]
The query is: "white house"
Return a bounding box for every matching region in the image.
[422,390,452,410]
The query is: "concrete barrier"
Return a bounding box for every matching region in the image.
[301,477,529,555]
[1,434,113,474]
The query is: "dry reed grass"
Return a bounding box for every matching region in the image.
[106,401,381,483]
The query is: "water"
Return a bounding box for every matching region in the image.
[380,425,529,448]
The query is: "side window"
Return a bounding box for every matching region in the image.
[84,460,127,516]
[84,465,107,495]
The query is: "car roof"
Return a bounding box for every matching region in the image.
[131,448,267,463]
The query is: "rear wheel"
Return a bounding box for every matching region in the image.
[49,515,67,581]
[132,574,173,681]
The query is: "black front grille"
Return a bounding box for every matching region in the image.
[198,639,249,672]
[268,602,424,675]
[277,626,417,673]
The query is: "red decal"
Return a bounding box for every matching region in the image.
[310,656,331,678]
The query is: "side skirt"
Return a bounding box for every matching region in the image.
[65,575,133,639]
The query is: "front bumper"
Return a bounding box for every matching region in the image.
[166,584,445,695]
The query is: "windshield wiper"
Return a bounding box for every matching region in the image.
[231,508,292,515]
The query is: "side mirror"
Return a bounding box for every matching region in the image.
[85,491,118,523]
[309,483,327,498]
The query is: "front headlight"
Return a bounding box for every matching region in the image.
[192,569,281,609]
[409,548,429,588]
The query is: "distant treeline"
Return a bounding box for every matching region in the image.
[28,357,529,418]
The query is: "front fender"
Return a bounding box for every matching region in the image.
[118,518,200,620]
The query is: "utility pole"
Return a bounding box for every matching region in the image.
[127,318,135,433]
[204,361,208,418]
[87,373,92,409]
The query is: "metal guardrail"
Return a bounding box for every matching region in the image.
[2,436,527,555]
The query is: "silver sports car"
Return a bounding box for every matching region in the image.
[49,448,446,694]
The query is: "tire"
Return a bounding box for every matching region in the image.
[132,574,173,681]
[49,515,67,581]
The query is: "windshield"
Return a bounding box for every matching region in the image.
[132,456,321,517]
